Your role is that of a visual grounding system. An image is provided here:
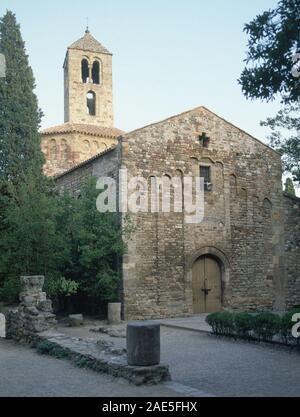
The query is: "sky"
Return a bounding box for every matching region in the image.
[0,0,298,192]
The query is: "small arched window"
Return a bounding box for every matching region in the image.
[92,141,99,153]
[230,174,237,198]
[81,59,89,83]
[50,139,57,160]
[92,60,100,84]
[61,139,68,160]
[263,198,272,219]
[87,91,96,116]
[83,140,90,158]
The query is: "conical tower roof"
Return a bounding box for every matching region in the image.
[68,29,111,55]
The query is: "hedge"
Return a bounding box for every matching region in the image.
[206,310,300,346]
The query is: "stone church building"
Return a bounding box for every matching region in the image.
[41,30,300,320]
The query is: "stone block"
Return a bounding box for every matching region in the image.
[38,300,53,312]
[108,303,121,325]
[69,314,84,327]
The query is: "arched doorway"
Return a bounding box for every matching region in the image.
[192,255,222,314]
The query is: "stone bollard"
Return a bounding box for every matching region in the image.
[127,321,160,367]
[108,303,121,325]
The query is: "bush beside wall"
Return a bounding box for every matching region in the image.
[206,310,300,346]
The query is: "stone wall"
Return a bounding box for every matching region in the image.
[41,130,118,177]
[55,144,121,195]
[283,194,300,309]
[6,276,57,343]
[64,48,113,128]
[53,106,299,320]
[122,107,285,319]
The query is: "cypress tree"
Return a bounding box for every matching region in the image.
[0,10,44,183]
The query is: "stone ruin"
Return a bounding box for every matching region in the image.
[6,276,57,343]
[3,276,171,385]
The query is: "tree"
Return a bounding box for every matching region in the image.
[285,177,296,195]
[60,178,133,309]
[0,174,72,302]
[239,0,300,104]
[0,11,44,183]
[261,102,300,183]
[0,11,55,303]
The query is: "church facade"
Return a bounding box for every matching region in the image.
[42,31,300,320]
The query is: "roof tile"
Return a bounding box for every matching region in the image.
[41,123,124,138]
[68,31,111,55]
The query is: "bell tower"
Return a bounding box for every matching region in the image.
[63,28,113,128]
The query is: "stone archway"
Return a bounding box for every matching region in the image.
[187,247,230,314]
[0,313,5,338]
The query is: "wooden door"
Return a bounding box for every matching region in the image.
[192,256,222,314]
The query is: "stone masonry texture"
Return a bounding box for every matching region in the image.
[6,276,57,343]
[44,33,299,321]
[55,106,300,320]
[40,30,121,177]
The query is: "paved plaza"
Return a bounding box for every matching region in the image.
[1,320,300,397]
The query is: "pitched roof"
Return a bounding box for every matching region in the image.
[41,123,124,139]
[68,30,111,55]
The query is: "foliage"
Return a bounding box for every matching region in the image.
[206,311,300,347]
[234,313,255,339]
[0,275,20,304]
[0,175,131,308]
[45,276,79,298]
[261,103,300,184]
[239,0,300,105]
[36,340,70,359]
[0,174,69,304]
[0,11,131,311]
[60,177,133,304]
[252,313,281,342]
[285,178,296,196]
[0,11,44,183]
[0,11,60,304]
[239,1,300,183]
[206,312,235,336]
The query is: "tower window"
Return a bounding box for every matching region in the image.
[81,59,89,83]
[92,61,100,84]
[200,166,212,191]
[87,91,96,116]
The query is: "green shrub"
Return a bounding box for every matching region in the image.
[206,312,235,336]
[36,340,69,359]
[234,313,254,339]
[253,313,281,342]
[206,313,221,334]
[0,277,20,304]
[45,276,79,298]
